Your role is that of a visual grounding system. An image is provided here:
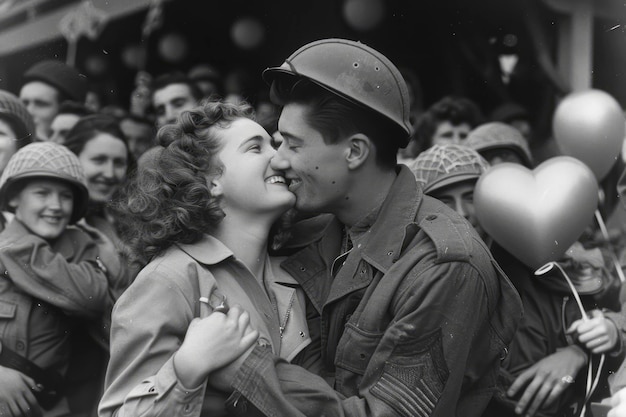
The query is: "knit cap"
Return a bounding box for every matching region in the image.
[0,89,35,146]
[407,144,490,194]
[466,122,533,167]
[0,142,89,223]
[23,60,88,103]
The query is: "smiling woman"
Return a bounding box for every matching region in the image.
[62,114,141,417]
[99,99,311,417]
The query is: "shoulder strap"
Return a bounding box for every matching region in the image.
[415,195,472,263]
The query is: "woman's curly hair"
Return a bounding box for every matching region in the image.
[117,100,255,264]
[413,95,484,152]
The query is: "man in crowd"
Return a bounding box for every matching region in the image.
[150,72,202,128]
[19,60,87,141]
[212,38,523,417]
[49,101,92,144]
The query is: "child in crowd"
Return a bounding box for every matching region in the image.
[0,142,111,416]
[409,144,620,417]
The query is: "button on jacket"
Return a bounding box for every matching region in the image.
[99,235,310,417]
[227,166,523,417]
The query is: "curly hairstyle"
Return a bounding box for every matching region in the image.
[117,100,255,264]
[412,95,484,153]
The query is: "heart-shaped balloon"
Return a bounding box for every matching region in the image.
[553,89,625,180]
[474,156,598,269]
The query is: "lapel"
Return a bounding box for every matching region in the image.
[178,235,282,353]
[267,258,311,361]
[325,167,422,306]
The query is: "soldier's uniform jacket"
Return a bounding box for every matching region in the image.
[227,166,523,417]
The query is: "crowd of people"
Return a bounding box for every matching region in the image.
[1,36,626,417]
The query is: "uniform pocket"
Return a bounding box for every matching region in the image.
[0,300,16,319]
[370,327,449,417]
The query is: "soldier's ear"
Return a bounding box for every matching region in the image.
[345,134,371,170]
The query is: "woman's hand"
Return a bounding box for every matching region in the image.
[0,365,42,417]
[609,387,626,417]
[507,345,587,416]
[568,310,620,354]
[173,305,259,389]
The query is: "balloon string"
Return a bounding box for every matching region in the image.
[535,261,604,417]
[535,262,588,320]
[594,209,626,283]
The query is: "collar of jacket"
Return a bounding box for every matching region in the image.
[0,217,92,261]
[282,166,423,311]
[357,165,421,273]
[175,234,235,266]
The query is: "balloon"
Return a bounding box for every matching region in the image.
[84,54,108,77]
[343,0,385,31]
[474,157,598,269]
[231,17,265,50]
[553,89,625,180]
[158,32,188,63]
[121,44,147,70]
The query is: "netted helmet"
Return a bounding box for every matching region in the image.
[408,144,490,194]
[263,38,411,147]
[0,142,89,223]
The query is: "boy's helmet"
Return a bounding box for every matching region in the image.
[466,122,533,168]
[0,142,89,223]
[263,38,412,147]
[408,144,490,194]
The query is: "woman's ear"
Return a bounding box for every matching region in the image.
[345,134,371,170]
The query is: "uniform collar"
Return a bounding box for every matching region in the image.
[175,234,234,266]
[358,165,422,273]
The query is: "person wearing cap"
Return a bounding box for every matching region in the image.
[19,60,88,141]
[409,144,621,417]
[0,89,36,233]
[466,121,534,167]
[490,101,534,143]
[0,142,111,416]
[204,38,522,417]
[407,144,491,242]
[0,90,35,175]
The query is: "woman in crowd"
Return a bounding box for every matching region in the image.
[99,100,313,416]
[399,95,484,163]
[64,114,135,252]
[62,114,140,416]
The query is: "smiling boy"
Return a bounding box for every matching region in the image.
[0,142,110,416]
